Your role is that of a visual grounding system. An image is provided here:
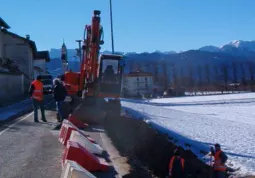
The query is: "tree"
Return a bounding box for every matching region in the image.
[152,61,159,85]
[232,61,238,91]
[128,60,134,72]
[171,64,178,88]
[240,62,247,87]
[204,64,211,85]
[232,62,238,84]
[188,65,195,94]
[197,65,203,91]
[247,61,255,91]
[221,64,229,91]
[162,59,168,90]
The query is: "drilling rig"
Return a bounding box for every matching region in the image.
[63,10,125,124]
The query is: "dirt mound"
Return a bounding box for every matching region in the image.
[104,112,211,178]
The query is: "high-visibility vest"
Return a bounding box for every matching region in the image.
[169,156,185,176]
[31,80,43,101]
[213,150,227,172]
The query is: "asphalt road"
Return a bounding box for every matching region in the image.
[0,99,63,178]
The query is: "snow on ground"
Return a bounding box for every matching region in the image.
[121,93,255,176]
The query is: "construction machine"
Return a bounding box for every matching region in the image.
[62,10,125,125]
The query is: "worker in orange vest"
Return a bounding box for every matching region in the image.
[168,148,186,178]
[29,75,47,122]
[210,143,228,178]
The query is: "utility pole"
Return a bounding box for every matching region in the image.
[109,0,115,54]
[76,40,82,63]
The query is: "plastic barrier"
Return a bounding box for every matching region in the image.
[68,114,89,129]
[62,124,79,146]
[61,160,96,178]
[62,141,109,172]
[70,130,103,155]
[61,120,97,147]
[59,120,70,143]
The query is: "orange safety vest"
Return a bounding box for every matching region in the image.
[169,156,185,176]
[213,150,227,172]
[31,80,43,101]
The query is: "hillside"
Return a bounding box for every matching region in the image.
[46,40,255,86]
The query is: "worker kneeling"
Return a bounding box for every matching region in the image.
[168,148,186,178]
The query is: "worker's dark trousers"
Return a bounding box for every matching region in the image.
[213,170,225,178]
[32,98,46,122]
[56,101,64,121]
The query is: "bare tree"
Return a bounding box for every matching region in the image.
[172,64,178,88]
[247,61,255,91]
[180,67,184,87]
[162,59,168,90]
[232,62,238,91]
[232,62,238,83]
[152,61,159,85]
[188,65,195,94]
[240,62,247,88]
[205,64,211,85]
[197,65,203,90]
[221,64,229,91]
[129,60,134,72]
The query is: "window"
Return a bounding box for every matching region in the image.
[145,83,148,89]
[145,77,147,81]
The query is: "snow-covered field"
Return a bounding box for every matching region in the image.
[121,93,255,176]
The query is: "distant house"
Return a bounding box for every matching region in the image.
[123,71,154,97]
[33,51,50,79]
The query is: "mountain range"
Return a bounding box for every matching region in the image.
[47,40,255,84]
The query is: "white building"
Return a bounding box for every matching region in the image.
[123,71,154,97]
[33,51,50,79]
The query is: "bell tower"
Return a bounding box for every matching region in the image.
[61,40,68,73]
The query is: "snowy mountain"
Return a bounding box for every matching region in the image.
[199,40,255,57]
[199,45,220,53]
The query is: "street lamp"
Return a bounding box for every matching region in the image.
[109,0,114,54]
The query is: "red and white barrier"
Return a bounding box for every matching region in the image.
[61,160,96,178]
[69,130,103,155]
[68,114,89,129]
[62,141,109,172]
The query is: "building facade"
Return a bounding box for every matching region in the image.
[0,17,37,100]
[33,51,50,79]
[123,71,154,97]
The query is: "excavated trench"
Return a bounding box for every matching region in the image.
[63,97,254,178]
[104,111,211,178]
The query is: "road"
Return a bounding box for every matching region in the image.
[0,99,63,178]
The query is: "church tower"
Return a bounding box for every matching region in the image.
[61,40,68,73]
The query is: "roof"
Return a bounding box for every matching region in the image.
[1,29,37,57]
[0,17,10,29]
[124,71,153,77]
[35,51,50,62]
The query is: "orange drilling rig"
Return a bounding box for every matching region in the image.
[62,10,125,124]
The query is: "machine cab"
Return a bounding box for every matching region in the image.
[98,54,125,98]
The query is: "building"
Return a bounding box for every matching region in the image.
[123,71,154,97]
[33,51,50,79]
[0,17,37,101]
[61,41,68,72]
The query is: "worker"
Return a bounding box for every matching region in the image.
[210,143,228,178]
[29,75,47,122]
[168,148,186,178]
[53,78,67,122]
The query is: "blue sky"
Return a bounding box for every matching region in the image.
[1,0,255,53]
